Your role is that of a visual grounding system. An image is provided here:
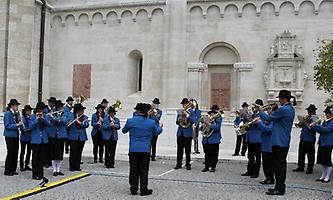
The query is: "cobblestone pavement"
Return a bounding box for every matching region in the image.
[0,157,332,200]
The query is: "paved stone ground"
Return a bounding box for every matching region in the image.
[0,157,332,199]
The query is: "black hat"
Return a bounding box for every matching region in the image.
[55,100,64,108]
[324,106,333,115]
[74,103,86,112]
[134,103,145,112]
[208,110,218,115]
[142,103,152,113]
[101,99,109,104]
[210,105,220,111]
[66,96,74,102]
[254,99,264,107]
[95,104,105,110]
[8,99,21,106]
[152,98,160,104]
[276,90,297,106]
[241,102,249,107]
[180,98,189,104]
[35,102,46,111]
[306,104,317,112]
[107,106,116,113]
[47,97,57,103]
[23,105,33,111]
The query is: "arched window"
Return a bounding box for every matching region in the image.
[128,50,143,93]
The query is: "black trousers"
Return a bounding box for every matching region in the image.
[151,135,158,159]
[262,152,274,182]
[203,143,219,169]
[92,131,104,161]
[44,137,52,166]
[65,138,70,153]
[193,126,200,153]
[69,140,85,170]
[129,152,150,192]
[104,137,117,167]
[176,136,192,167]
[247,143,261,176]
[272,146,289,193]
[297,140,315,170]
[32,143,47,179]
[20,141,31,169]
[4,137,19,175]
[234,134,247,155]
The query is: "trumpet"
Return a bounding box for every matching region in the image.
[67,114,88,127]
[148,108,158,116]
[235,117,260,136]
[309,117,333,127]
[256,103,278,111]
[36,111,44,119]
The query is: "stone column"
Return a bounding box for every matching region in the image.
[234,62,254,108]
[187,62,208,107]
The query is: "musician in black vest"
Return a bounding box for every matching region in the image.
[3,99,23,176]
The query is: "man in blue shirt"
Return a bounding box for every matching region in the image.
[259,90,296,196]
[122,103,163,196]
[293,104,319,174]
[3,99,23,176]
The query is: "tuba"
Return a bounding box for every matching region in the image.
[178,100,196,128]
[200,111,222,138]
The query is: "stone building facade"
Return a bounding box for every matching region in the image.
[1,0,333,117]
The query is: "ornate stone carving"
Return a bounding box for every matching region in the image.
[265,31,307,102]
[234,62,254,72]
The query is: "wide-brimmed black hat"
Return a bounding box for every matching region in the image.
[241,102,249,107]
[134,103,145,112]
[47,97,56,103]
[23,105,33,111]
[95,104,105,110]
[276,90,297,106]
[107,106,116,113]
[254,99,264,107]
[74,103,86,112]
[55,100,64,108]
[306,104,317,111]
[142,103,152,113]
[180,98,189,104]
[210,105,220,111]
[35,102,46,110]
[324,106,333,115]
[101,99,109,104]
[66,96,74,102]
[152,98,160,104]
[8,99,21,106]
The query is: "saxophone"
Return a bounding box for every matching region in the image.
[200,111,222,138]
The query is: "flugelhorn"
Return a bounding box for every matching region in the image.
[111,99,122,111]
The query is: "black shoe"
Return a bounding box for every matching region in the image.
[186,166,191,170]
[76,168,82,171]
[57,172,64,176]
[105,166,111,169]
[53,172,58,176]
[94,160,97,163]
[20,168,26,172]
[131,190,137,195]
[250,174,259,178]
[44,165,50,168]
[201,168,209,172]
[241,153,246,156]
[241,172,251,176]
[25,166,32,171]
[268,188,276,192]
[322,179,330,183]
[195,151,200,154]
[232,154,239,156]
[13,172,18,175]
[110,165,115,168]
[293,167,304,172]
[260,179,274,185]
[266,189,284,196]
[174,166,182,170]
[140,189,153,196]
[305,169,313,174]
[151,158,156,161]
[316,178,324,182]
[209,168,215,172]
[65,151,69,154]
[69,168,76,172]
[4,173,14,176]
[80,162,83,164]
[99,160,104,163]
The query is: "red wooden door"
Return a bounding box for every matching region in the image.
[73,64,91,98]
[211,73,231,110]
